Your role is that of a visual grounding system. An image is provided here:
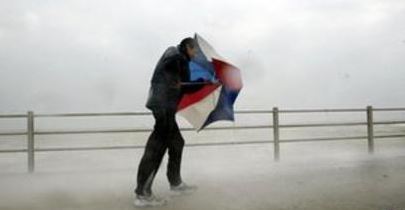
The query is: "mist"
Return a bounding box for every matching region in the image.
[1,0,405,113]
[2,2,405,209]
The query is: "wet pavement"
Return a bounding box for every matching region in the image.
[1,140,405,210]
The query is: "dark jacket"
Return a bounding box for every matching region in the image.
[146,46,197,111]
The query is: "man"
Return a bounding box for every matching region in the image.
[134,37,202,207]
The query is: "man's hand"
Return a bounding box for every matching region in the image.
[210,79,221,85]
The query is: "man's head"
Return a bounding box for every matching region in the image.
[179,37,197,59]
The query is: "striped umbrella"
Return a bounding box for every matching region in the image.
[177,34,243,131]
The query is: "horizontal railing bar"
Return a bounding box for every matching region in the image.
[0,132,27,136]
[9,121,405,136]
[281,136,367,142]
[281,135,405,142]
[35,112,151,117]
[5,121,404,136]
[2,135,404,154]
[374,135,405,139]
[373,108,405,111]
[35,129,152,135]
[280,122,367,128]
[280,109,366,113]
[33,141,274,152]
[203,125,273,130]
[235,110,273,114]
[35,145,145,152]
[35,111,275,117]
[280,108,405,113]
[186,140,272,147]
[34,125,273,135]
[374,121,405,125]
[15,120,405,135]
[0,149,27,153]
[183,125,272,131]
[0,114,27,118]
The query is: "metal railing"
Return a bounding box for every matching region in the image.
[1,106,405,173]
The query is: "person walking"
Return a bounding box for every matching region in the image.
[134,37,202,207]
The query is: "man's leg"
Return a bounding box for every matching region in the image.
[167,118,197,194]
[135,109,168,196]
[167,115,185,186]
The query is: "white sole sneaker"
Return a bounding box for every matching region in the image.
[170,183,198,196]
[133,195,167,208]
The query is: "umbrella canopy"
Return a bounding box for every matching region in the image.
[177,34,243,131]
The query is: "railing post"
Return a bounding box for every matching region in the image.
[27,111,35,173]
[273,107,280,161]
[366,106,374,154]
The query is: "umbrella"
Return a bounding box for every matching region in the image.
[177,33,243,131]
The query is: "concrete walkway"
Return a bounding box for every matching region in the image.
[1,140,405,210]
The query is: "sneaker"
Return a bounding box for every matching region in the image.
[170,182,197,195]
[133,194,167,208]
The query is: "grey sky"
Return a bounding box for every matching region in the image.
[1,0,405,113]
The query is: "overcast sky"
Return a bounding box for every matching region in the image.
[1,0,405,113]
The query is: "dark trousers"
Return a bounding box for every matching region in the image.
[135,108,185,196]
